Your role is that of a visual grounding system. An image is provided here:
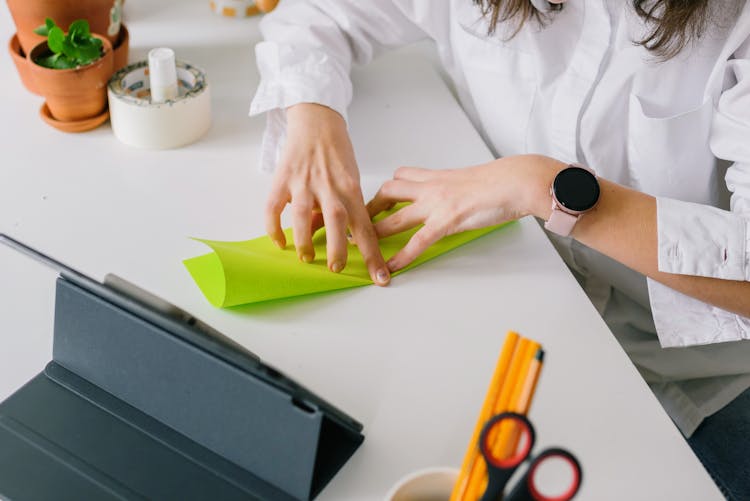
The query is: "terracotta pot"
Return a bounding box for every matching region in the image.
[28,35,114,123]
[7,0,123,55]
[8,33,40,95]
[113,23,129,71]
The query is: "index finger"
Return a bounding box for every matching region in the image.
[265,185,290,249]
[385,224,444,272]
[347,203,390,286]
[366,179,420,219]
[393,166,438,182]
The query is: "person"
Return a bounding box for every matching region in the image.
[248,1,750,498]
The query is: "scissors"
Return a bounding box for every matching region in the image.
[478,412,582,501]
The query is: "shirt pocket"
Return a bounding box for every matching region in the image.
[627,94,717,202]
[453,5,537,157]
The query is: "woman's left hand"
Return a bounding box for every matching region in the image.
[366,154,562,272]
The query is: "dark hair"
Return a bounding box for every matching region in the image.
[474,0,713,60]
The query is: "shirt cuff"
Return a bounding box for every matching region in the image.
[257,108,285,174]
[648,278,750,347]
[656,197,750,281]
[249,41,352,122]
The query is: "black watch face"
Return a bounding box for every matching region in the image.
[553,167,600,212]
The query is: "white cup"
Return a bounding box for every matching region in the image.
[385,467,460,501]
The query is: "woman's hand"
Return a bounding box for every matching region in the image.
[367,155,562,272]
[266,103,391,285]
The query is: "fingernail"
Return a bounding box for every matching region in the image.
[376,268,390,284]
[301,253,314,263]
[331,261,343,273]
[386,259,396,271]
[273,239,284,249]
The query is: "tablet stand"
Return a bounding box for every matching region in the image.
[0,277,363,500]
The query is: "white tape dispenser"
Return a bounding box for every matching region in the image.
[108,48,211,149]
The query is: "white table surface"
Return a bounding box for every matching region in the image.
[0,1,722,500]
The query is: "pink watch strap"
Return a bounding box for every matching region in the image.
[544,201,578,236]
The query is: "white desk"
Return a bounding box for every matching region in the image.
[0,2,722,499]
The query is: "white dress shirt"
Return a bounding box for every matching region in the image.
[249,0,750,436]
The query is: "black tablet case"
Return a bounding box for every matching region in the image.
[0,277,363,501]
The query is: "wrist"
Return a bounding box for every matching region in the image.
[284,102,350,150]
[286,102,345,125]
[522,155,566,219]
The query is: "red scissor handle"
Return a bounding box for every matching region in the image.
[479,412,535,469]
[478,413,537,501]
[521,447,583,501]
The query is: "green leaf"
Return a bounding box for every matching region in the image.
[35,18,99,68]
[75,40,101,64]
[61,38,78,59]
[35,53,76,70]
[34,54,56,68]
[51,55,77,70]
[68,19,90,40]
[35,18,56,36]
[47,26,65,54]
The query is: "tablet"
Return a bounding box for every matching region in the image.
[0,233,363,434]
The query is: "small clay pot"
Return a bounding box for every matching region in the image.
[28,35,114,123]
[8,33,40,95]
[113,23,129,71]
[7,0,123,55]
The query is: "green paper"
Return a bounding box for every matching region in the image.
[184,208,513,308]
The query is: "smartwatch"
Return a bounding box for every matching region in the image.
[543,164,600,237]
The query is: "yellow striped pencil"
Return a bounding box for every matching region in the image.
[491,343,542,462]
[449,331,519,501]
[462,337,533,500]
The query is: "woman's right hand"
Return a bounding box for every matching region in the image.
[265,103,391,285]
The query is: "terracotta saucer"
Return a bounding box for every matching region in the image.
[39,103,109,133]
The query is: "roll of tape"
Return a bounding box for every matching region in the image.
[209,0,260,17]
[108,60,211,149]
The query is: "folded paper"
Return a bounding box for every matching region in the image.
[185,208,512,308]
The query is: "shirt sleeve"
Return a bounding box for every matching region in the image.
[650,42,750,347]
[248,0,433,172]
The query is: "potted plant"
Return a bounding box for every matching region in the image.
[28,18,114,132]
[7,0,122,55]
[6,1,129,96]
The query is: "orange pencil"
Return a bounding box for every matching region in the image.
[517,348,544,415]
[490,346,544,467]
[462,338,532,500]
[450,331,519,501]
